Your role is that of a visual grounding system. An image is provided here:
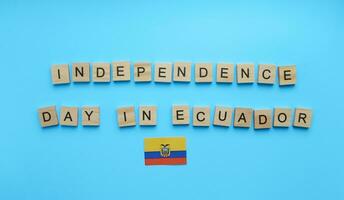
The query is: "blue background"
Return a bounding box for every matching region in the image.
[1,0,343,199]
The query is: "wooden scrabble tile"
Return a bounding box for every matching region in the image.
[216,63,234,83]
[173,62,191,82]
[234,108,253,128]
[293,108,312,128]
[258,64,276,84]
[60,106,78,126]
[278,65,296,86]
[193,107,210,126]
[236,64,254,84]
[82,106,100,126]
[139,106,157,126]
[72,62,90,82]
[273,108,292,127]
[213,106,232,127]
[51,64,70,85]
[134,62,151,82]
[92,62,110,82]
[172,105,190,125]
[117,106,136,127]
[254,109,272,129]
[112,61,130,81]
[154,63,172,83]
[38,106,59,127]
[195,63,212,83]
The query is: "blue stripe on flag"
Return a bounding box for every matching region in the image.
[144,151,186,159]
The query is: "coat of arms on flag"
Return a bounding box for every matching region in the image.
[144,137,187,165]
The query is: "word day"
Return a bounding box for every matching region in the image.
[51,62,296,85]
[38,105,312,129]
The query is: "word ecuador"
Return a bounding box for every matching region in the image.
[38,106,312,129]
[51,62,296,85]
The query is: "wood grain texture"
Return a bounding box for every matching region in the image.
[117,106,136,127]
[173,62,191,82]
[82,106,100,126]
[172,105,190,125]
[193,107,210,126]
[293,108,312,128]
[139,106,157,126]
[60,106,78,126]
[72,62,90,82]
[154,63,172,83]
[134,62,151,82]
[195,63,212,83]
[38,106,59,127]
[278,65,296,86]
[216,63,234,83]
[258,64,276,84]
[112,61,131,81]
[234,107,253,128]
[51,64,70,85]
[273,108,292,127]
[213,106,232,127]
[254,109,272,129]
[236,64,254,84]
[92,62,110,82]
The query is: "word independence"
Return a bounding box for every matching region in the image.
[51,62,296,85]
[38,106,312,129]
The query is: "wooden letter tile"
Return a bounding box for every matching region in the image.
[273,108,292,127]
[72,63,90,82]
[117,106,136,127]
[173,62,191,82]
[38,106,59,127]
[258,64,276,84]
[234,108,252,128]
[82,106,100,126]
[60,106,78,126]
[216,63,234,83]
[278,65,296,86]
[154,63,172,83]
[51,64,70,85]
[92,62,110,82]
[193,107,210,126]
[139,106,157,126]
[172,105,190,125]
[134,62,151,82]
[293,108,312,128]
[254,109,272,129]
[236,64,254,84]
[195,63,212,83]
[112,61,130,81]
[213,106,232,127]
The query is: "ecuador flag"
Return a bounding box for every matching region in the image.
[144,137,187,165]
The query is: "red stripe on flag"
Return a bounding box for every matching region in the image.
[145,157,187,165]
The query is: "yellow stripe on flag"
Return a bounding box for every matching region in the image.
[144,137,186,152]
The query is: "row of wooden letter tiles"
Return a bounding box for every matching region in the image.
[51,62,296,86]
[38,106,312,129]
